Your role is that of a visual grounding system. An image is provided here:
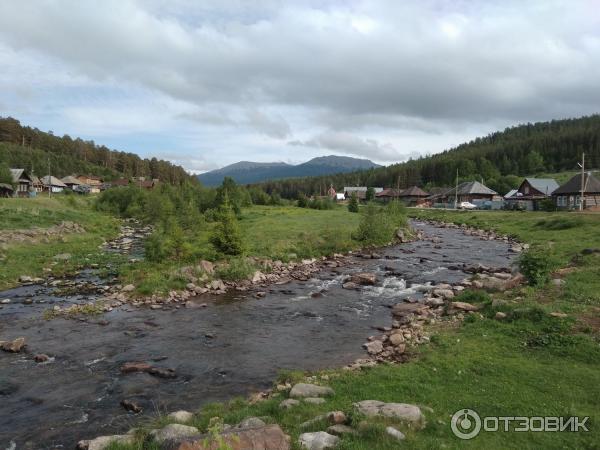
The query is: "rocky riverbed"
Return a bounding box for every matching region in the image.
[0,221,518,448]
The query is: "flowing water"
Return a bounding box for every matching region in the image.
[0,222,515,448]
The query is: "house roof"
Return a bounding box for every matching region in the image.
[0,183,14,191]
[31,176,42,185]
[443,181,498,197]
[400,186,429,197]
[344,186,367,192]
[376,188,401,197]
[41,176,67,187]
[9,168,31,183]
[61,175,82,185]
[552,172,600,195]
[523,178,559,195]
[504,189,518,199]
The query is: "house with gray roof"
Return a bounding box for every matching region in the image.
[505,177,559,210]
[9,168,33,197]
[552,172,600,210]
[41,175,67,193]
[438,181,498,206]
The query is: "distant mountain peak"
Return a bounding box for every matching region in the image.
[197,155,380,186]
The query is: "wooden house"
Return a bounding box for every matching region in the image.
[398,186,430,206]
[61,175,82,190]
[437,181,498,207]
[376,188,402,202]
[552,172,600,210]
[505,178,559,211]
[41,175,67,193]
[9,169,33,197]
[76,175,103,193]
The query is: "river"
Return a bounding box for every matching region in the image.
[0,221,515,448]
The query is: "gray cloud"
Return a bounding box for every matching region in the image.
[0,1,598,167]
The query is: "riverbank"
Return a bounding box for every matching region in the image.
[91,211,599,450]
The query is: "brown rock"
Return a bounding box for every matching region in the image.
[120,362,152,373]
[450,301,480,312]
[121,399,143,413]
[34,354,50,363]
[351,272,377,285]
[0,337,26,353]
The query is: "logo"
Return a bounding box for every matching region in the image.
[451,409,482,439]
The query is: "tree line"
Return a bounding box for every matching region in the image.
[255,115,600,197]
[0,117,193,184]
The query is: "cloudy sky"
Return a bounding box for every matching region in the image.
[0,1,599,173]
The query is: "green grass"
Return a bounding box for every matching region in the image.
[107,208,600,449]
[0,196,121,290]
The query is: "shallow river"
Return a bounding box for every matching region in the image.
[0,222,515,448]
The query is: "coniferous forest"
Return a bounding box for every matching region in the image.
[255,115,600,197]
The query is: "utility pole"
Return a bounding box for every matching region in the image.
[48,157,51,198]
[579,152,585,211]
[454,168,459,209]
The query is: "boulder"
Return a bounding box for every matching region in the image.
[289,383,334,398]
[550,312,568,318]
[279,399,300,409]
[251,271,264,284]
[450,301,480,312]
[150,423,199,443]
[298,431,339,450]
[354,400,424,428]
[199,260,215,275]
[304,397,326,405]
[76,434,134,450]
[433,289,454,300]
[168,424,290,449]
[34,354,50,363]
[363,340,383,355]
[351,272,377,285]
[237,417,266,429]
[0,337,26,353]
[121,284,135,292]
[168,410,194,423]
[495,312,507,320]
[121,399,142,413]
[327,425,357,436]
[386,426,406,441]
[341,282,360,290]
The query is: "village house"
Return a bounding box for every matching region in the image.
[398,186,430,206]
[31,176,44,193]
[436,181,498,207]
[375,188,402,202]
[9,169,33,197]
[552,172,600,211]
[40,175,67,193]
[343,186,383,200]
[505,178,559,211]
[75,175,103,193]
[61,175,82,190]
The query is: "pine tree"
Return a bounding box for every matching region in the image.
[348,192,359,213]
[210,192,245,255]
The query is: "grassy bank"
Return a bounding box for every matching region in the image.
[0,196,121,290]
[108,210,599,449]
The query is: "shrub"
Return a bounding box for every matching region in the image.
[519,246,558,286]
[216,257,255,281]
[539,198,557,212]
[297,193,308,208]
[353,203,391,245]
[348,193,359,213]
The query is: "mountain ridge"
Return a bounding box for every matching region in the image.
[197,155,381,186]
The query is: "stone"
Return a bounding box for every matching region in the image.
[350,272,377,285]
[298,431,339,450]
[210,279,226,291]
[433,289,454,299]
[76,434,134,450]
[34,354,50,363]
[199,260,215,275]
[120,361,152,373]
[327,411,346,425]
[0,298,10,304]
[341,282,360,290]
[354,400,425,428]
[550,312,568,318]
[386,426,406,441]
[425,297,445,307]
[168,410,194,423]
[327,425,357,436]
[363,340,383,355]
[251,271,264,283]
[237,417,266,429]
[150,423,199,443]
[552,278,565,287]
[289,383,334,398]
[0,337,25,353]
[169,424,290,450]
[121,399,142,413]
[19,275,33,283]
[279,399,300,409]
[495,312,507,320]
[389,333,405,346]
[304,397,326,405]
[53,253,72,260]
[450,301,480,312]
[121,284,135,292]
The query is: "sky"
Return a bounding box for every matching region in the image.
[0,0,599,173]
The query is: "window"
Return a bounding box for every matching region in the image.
[524,186,529,194]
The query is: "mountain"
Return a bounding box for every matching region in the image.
[255,115,600,198]
[0,116,193,184]
[197,155,381,186]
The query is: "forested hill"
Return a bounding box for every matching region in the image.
[0,117,192,184]
[256,115,600,198]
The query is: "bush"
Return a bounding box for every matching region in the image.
[539,198,557,212]
[519,246,558,286]
[216,257,255,281]
[353,203,391,245]
[348,193,359,213]
[297,193,308,208]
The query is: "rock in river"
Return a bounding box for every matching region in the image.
[0,337,26,353]
[289,383,334,398]
[350,272,378,285]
